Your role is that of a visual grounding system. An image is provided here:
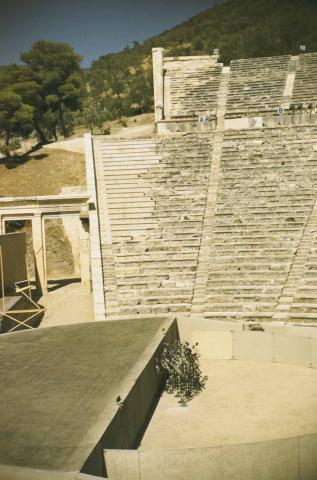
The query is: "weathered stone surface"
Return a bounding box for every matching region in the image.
[90,51,317,324]
[0,318,175,472]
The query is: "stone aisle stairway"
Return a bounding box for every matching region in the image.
[203,125,317,322]
[272,199,317,322]
[292,53,317,105]
[94,133,213,319]
[286,200,317,323]
[191,67,230,317]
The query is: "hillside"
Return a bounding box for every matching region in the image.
[0,149,86,197]
[0,113,157,198]
[88,0,317,119]
[152,0,317,63]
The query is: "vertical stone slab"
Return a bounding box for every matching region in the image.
[79,217,91,291]
[192,331,233,359]
[273,334,311,367]
[104,449,139,480]
[139,438,299,480]
[152,48,164,122]
[233,332,274,362]
[84,133,106,320]
[163,69,171,121]
[31,214,47,295]
[311,338,317,368]
[0,232,27,293]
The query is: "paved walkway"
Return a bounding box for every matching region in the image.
[39,281,94,327]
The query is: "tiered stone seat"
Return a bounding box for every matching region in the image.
[92,51,317,323]
[226,55,291,117]
[169,62,222,118]
[203,125,317,321]
[292,53,317,106]
[95,133,213,318]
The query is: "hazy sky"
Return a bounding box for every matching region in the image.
[0,0,224,67]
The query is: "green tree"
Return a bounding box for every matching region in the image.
[128,66,153,114]
[0,63,48,144]
[0,88,33,156]
[20,41,83,138]
[156,340,207,404]
[82,96,108,134]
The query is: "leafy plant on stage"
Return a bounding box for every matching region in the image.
[156,340,207,404]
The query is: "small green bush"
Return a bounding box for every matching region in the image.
[156,340,207,404]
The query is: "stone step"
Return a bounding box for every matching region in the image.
[206,293,279,301]
[289,313,317,321]
[205,311,273,320]
[205,302,276,311]
[116,287,192,296]
[290,303,317,311]
[119,295,192,306]
[118,303,192,315]
[114,254,197,263]
[207,285,281,293]
[207,279,284,287]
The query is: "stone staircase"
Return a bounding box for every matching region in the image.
[285,199,317,323]
[191,67,230,316]
[226,55,291,117]
[272,198,317,322]
[94,133,213,319]
[281,56,298,109]
[291,53,317,106]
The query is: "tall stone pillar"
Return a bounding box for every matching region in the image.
[0,216,4,236]
[152,48,164,122]
[32,214,47,295]
[84,133,106,320]
[79,217,91,292]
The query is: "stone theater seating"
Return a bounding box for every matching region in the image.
[226,55,291,116]
[87,49,317,325]
[169,61,222,118]
[93,134,213,319]
[204,125,317,321]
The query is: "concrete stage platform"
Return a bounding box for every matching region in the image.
[0,317,177,477]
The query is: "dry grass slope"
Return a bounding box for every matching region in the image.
[0,148,86,197]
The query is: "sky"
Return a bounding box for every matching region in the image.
[0,0,224,67]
